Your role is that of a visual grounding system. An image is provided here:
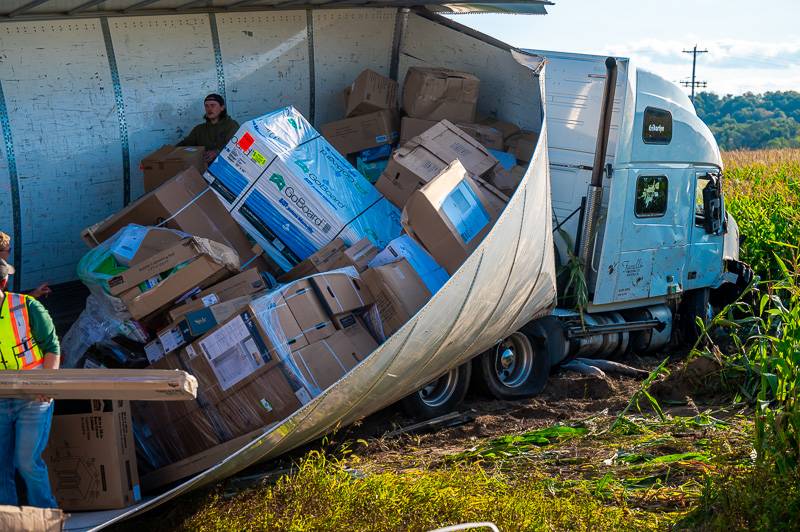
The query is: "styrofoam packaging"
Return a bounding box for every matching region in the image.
[368,234,450,294]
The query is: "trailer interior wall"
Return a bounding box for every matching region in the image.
[0,9,396,290]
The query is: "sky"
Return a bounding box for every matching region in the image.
[453,0,800,95]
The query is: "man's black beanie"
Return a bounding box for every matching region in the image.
[205,93,225,106]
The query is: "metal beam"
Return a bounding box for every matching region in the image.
[175,0,211,9]
[68,0,107,15]
[8,0,51,17]
[122,0,163,12]
[224,0,262,8]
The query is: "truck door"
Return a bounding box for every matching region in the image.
[685,171,725,290]
[592,167,693,304]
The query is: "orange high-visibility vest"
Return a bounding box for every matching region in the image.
[0,292,44,370]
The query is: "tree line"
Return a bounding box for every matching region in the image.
[694,91,800,151]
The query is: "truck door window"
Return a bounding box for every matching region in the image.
[694,176,711,225]
[695,173,723,234]
[642,107,672,144]
[635,175,668,218]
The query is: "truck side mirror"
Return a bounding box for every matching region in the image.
[702,175,722,235]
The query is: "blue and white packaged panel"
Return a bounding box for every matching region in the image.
[205,106,401,270]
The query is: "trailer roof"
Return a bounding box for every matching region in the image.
[0,0,551,20]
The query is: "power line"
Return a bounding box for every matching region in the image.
[681,45,708,102]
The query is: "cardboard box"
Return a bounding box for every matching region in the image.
[506,131,539,163]
[335,238,379,272]
[401,160,503,275]
[168,267,266,321]
[290,319,376,391]
[215,364,307,436]
[367,234,450,295]
[277,238,348,283]
[205,106,401,270]
[362,259,431,337]
[455,123,504,150]
[0,506,63,532]
[310,272,374,317]
[158,295,254,355]
[108,237,207,296]
[345,69,398,117]
[141,145,206,193]
[182,301,301,405]
[376,120,498,209]
[107,225,186,268]
[489,165,526,196]
[119,252,236,320]
[82,167,260,268]
[321,109,399,155]
[0,369,197,401]
[45,400,141,511]
[401,118,502,151]
[283,280,336,344]
[402,67,480,122]
[477,116,521,142]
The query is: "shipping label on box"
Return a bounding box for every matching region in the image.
[195,310,273,391]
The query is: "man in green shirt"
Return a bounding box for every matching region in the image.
[177,93,239,164]
[0,258,61,508]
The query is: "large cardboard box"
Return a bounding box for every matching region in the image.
[321,109,399,155]
[345,69,398,117]
[45,399,141,511]
[0,506,63,532]
[362,259,431,337]
[108,236,213,296]
[368,234,450,295]
[401,160,505,275]
[290,318,377,391]
[106,225,186,268]
[215,363,308,436]
[182,300,303,405]
[118,241,238,320]
[82,167,260,268]
[376,120,498,209]
[141,145,206,193]
[204,106,401,270]
[168,267,266,321]
[402,67,480,123]
[277,238,348,283]
[310,271,374,317]
[283,279,336,344]
[157,295,254,356]
[506,131,539,163]
[477,116,521,142]
[334,238,379,273]
[400,117,502,150]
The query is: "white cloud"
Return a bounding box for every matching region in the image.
[604,39,800,94]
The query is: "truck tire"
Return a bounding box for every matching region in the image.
[400,362,472,420]
[680,288,711,346]
[478,330,550,399]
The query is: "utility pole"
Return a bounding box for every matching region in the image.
[681,45,708,102]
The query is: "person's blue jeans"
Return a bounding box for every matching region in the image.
[0,398,58,508]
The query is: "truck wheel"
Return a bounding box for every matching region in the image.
[401,362,472,419]
[680,288,711,346]
[478,331,550,399]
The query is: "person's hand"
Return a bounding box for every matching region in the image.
[204,150,219,163]
[30,283,51,299]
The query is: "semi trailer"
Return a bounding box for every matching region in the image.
[0,1,750,529]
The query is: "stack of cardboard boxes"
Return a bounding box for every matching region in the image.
[56,64,537,509]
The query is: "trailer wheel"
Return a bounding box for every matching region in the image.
[479,330,550,399]
[401,362,472,420]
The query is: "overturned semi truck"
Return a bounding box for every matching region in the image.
[0,1,750,530]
